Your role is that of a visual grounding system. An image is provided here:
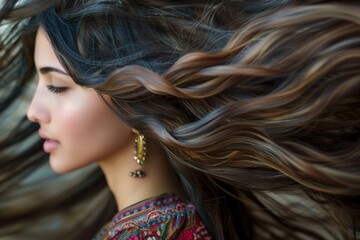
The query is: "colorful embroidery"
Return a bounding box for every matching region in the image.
[93,194,212,240]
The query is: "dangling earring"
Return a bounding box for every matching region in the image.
[129,130,146,178]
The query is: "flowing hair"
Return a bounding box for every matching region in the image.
[1,0,359,239]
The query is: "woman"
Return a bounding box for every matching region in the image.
[0,0,359,239]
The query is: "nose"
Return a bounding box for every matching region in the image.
[27,85,50,124]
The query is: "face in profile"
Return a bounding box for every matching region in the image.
[27,28,134,174]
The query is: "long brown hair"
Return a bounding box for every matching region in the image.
[1,0,359,239]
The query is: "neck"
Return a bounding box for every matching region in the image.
[98,138,184,211]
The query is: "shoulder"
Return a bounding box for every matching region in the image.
[94,194,212,240]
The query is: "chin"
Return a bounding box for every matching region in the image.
[50,163,74,174]
[49,155,95,174]
[49,156,78,174]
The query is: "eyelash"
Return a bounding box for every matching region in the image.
[46,85,68,94]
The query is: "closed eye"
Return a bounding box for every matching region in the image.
[46,85,68,94]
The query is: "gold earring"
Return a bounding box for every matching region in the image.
[129,131,146,178]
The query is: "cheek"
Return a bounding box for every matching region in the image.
[54,93,133,169]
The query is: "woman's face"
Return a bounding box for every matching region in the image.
[27,28,134,173]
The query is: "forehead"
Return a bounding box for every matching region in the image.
[34,28,65,71]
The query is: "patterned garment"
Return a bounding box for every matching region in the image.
[93,193,212,240]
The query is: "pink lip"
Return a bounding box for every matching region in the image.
[38,130,60,153]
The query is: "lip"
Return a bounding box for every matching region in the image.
[38,130,60,153]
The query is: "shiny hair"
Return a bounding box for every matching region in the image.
[1,0,359,239]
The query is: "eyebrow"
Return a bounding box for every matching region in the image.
[39,66,69,76]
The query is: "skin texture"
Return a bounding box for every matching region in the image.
[28,28,134,174]
[27,28,184,210]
